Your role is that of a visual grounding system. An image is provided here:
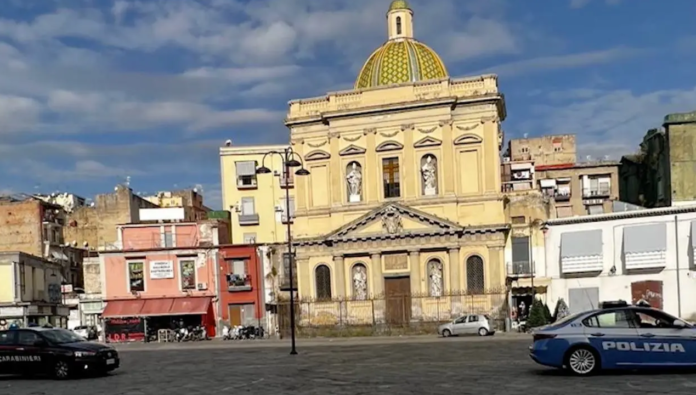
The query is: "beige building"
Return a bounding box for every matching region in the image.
[143,189,210,221]
[220,144,295,244]
[283,0,509,325]
[504,134,620,219]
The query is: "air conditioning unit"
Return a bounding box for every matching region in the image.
[197,283,208,290]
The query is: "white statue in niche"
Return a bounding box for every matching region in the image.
[421,155,437,196]
[346,162,362,202]
[429,261,443,297]
[352,265,368,300]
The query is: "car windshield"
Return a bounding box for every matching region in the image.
[41,329,86,344]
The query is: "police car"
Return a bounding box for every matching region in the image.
[0,327,119,379]
[529,300,696,375]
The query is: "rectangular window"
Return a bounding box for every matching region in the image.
[128,261,145,292]
[228,260,248,276]
[179,260,196,290]
[241,197,255,215]
[163,230,174,248]
[243,233,257,244]
[382,157,401,198]
[511,216,526,224]
[235,161,257,188]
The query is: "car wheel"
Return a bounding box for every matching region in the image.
[442,329,452,338]
[53,360,72,380]
[477,328,489,336]
[565,347,600,376]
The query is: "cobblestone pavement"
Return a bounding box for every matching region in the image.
[3,336,696,394]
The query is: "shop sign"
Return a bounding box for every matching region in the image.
[149,261,174,279]
[0,306,24,317]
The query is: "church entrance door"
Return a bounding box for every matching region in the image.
[384,276,411,326]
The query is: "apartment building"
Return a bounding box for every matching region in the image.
[220,143,295,244]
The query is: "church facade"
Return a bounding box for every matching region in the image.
[284,0,509,324]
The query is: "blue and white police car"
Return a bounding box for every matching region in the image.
[529,300,696,375]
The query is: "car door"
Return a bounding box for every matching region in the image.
[465,315,481,334]
[582,309,640,368]
[451,316,468,335]
[14,330,49,374]
[0,331,17,374]
[633,308,696,366]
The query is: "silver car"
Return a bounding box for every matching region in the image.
[438,314,495,337]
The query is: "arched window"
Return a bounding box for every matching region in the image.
[466,255,485,294]
[420,154,438,196]
[427,259,444,297]
[396,16,402,35]
[315,265,332,300]
[351,263,368,300]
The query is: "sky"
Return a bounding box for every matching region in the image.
[0,0,695,209]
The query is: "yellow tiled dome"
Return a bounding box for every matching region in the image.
[388,0,410,11]
[355,39,448,90]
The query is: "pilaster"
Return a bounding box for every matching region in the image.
[440,119,455,194]
[448,247,460,292]
[333,255,346,298]
[486,245,505,290]
[370,252,383,296]
[365,129,378,203]
[408,250,421,293]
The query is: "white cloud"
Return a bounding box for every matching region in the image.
[478,47,645,77]
[519,86,696,159]
[570,0,621,8]
[0,94,42,133]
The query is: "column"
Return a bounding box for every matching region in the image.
[333,255,346,298]
[329,136,342,206]
[370,253,383,296]
[365,130,378,203]
[449,247,462,315]
[448,248,461,293]
[403,124,416,198]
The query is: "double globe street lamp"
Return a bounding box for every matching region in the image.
[255,147,309,355]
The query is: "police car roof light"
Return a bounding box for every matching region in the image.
[600,300,629,309]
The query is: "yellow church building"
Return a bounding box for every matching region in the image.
[285,0,510,324]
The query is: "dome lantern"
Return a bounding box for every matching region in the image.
[354,1,448,90]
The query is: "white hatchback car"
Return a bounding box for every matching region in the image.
[72,325,89,338]
[438,314,496,337]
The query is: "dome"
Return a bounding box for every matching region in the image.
[354,1,448,89]
[355,40,448,89]
[388,0,410,11]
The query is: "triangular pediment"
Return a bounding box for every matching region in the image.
[414,136,442,148]
[326,203,463,241]
[339,144,366,156]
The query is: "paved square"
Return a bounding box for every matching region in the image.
[3,337,696,394]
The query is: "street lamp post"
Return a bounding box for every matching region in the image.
[255,147,310,355]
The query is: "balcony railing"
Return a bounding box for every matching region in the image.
[507,261,533,277]
[227,274,252,291]
[554,192,571,201]
[583,187,610,198]
[238,213,260,225]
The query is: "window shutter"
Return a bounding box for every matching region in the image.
[241,197,254,214]
[235,161,256,176]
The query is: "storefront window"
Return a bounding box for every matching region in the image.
[180,260,196,290]
[128,261,145,292]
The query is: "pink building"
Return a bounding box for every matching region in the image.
[100,208,230,342]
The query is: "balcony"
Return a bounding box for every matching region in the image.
[507,261,533,277]
[238,213,259,226]
[227,274,252,292]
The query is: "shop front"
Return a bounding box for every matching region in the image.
[102,296,215,343]
[0,304,69,329]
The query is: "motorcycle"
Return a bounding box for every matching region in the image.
[176,327,191,342]
[191,325,209,341]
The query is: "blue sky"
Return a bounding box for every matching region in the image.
[1,0,695,209]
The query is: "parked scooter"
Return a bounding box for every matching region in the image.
[191,325,209,341]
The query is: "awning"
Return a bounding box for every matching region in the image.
[561,230,602,257]
[539,179,556,188]
[140,298,175,316]
[170,297,212,316]
[624,223,666,253]
[102,300,145,318]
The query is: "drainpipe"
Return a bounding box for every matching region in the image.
[214,249,223,336]
[674,215,682,318]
